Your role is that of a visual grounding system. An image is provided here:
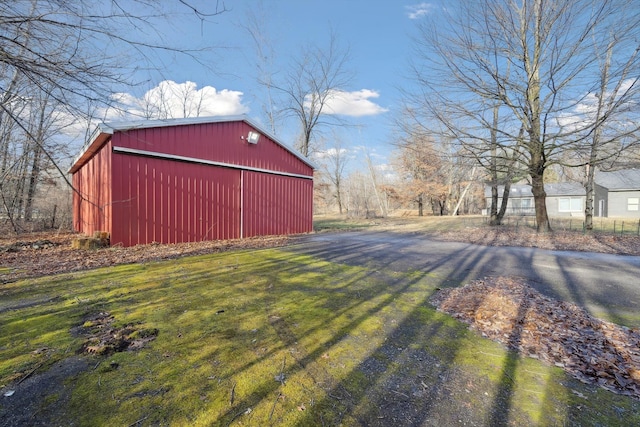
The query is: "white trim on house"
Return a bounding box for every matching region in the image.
[558,197,583,213]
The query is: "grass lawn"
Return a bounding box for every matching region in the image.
[1,244,639,425]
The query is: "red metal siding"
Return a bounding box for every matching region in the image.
[72,140,113,237]
[242,171,313,237]
[110,153,241,246]
[111,121,313,178]
[72,119,314,247]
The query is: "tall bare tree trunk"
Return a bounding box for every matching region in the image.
[452,167,475,216]
[490,184,499,224]
[584,164,596,230]
[489,104,501,225]
[366,152,387,217]
[498,182,512,220]
[24,143,43,222]
[531,170,550,231]
[526,0,551,232]
[24,92,50,222]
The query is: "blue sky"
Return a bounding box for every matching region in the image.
[101,1,442,173]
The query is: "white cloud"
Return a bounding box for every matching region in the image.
[314,147,349,159]
[353,145,386,159]
[106,80,249,120]
[557,78,639,132]
[313,89,388,117]
[405,3,435,19]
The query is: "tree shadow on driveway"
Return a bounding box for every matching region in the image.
[283,230,640,425]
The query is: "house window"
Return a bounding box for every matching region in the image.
[628,198,639,211]
[559,197,582,212]
[511,198,533,214]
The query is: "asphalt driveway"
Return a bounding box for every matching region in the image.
[289,230,640,327]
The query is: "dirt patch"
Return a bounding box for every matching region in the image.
[430,276,640,399]
[73,312,158,355]
[0,296,63,315]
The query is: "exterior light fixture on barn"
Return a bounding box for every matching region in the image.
[69,115,315,247]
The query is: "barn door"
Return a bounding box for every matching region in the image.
[241,171,312,238]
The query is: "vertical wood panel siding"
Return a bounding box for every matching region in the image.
[72,140,112,237]
[242,171,313,237]
[110,154,241,246]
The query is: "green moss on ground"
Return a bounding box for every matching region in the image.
[1,248,638,426]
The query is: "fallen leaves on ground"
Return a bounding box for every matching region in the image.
[433,226,640,256]
[3,224,640,283]
[0,231,291,283]
[430,276,640,399]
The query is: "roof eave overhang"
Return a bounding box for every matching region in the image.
[68,124,114,174]
[240,116,317,171]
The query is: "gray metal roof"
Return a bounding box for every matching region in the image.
[595,169,640,191]
[484,182,585,198]
[484,168,640,197]
[544,182,585,196]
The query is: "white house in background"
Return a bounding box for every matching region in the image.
[484,168,640,218]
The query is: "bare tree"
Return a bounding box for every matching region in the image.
[0,1,227,105]
[312,170,333,214]
[452,166,476,216]
[560,23,640,230]
[365,151,388,218]
[343,170,375,218]
[242,11,355,158]
[317,140,350,214]
[172,81,207,118]
[274,31,353,157]
[407,0,636,232]
[241,1,280,134]
[140,86,166,120]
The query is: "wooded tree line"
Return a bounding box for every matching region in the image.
[314,135,484,218]
[0,76,72,230]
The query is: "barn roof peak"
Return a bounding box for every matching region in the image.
[101,115,253,133]
[70,115,315,173]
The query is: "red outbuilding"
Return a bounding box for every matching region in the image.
[69,116,315,247]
